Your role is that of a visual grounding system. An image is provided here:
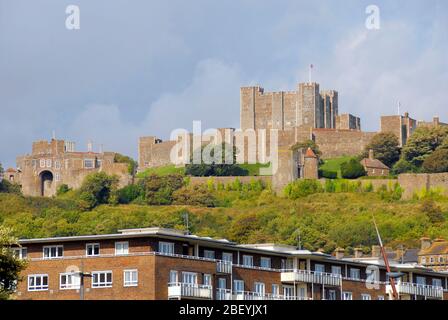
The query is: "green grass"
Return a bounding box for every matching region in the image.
[137,165,185,177]
[238,163,272,176]
[320,156,352,178]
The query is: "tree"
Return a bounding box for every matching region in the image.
[340,159,366,179]
[362,132,400,167]
[391,158,419,175]
[114,153,138,175]
[78,172,119,209]
[0,226,27,300]
[402,126,448,167]
[422,148,448,173]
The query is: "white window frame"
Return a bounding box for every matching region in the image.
[233,280,244,294]
[45,159,52,168]
[55,160,61,170]
[203,274,212,287]
[222,252,233,263]
[92,271,113,288]
[272,284,280,297]
[83,159,95,169]
[28,274,49,291]
[283,285,294,298]
[349,268,360,280]
[86,243,100,257]
[416,276,426,286]
[203,250,215,259]
[315,264,325,274]
[43,245,63,259]
[182,272,198,286]
[377,295,385,300]
[159,241,175,255]
[169,270,178,284]
[40,159,45,168]
[13,247,27,259]
[331,265,342,275]
[260,257,271,269]
[361,293,371,300]
[254,282,265,296]
[343,291,353,300]
[123,269,138,287]
[242,255,253,267]
[60,273,81,290]
[115,241,129,255]
[328,289,337,300]
[55,173,60,182]
[432,278,442,288]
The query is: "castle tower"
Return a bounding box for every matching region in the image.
[298,83,322,128]
[321,90,338,128]
[303,147,318,179]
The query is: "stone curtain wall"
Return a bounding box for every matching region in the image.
[188,176,272,187]
[399,173,448,200]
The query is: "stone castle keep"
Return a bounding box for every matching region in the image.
[6,80,447,196]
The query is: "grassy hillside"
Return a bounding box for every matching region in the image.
[1,189,448,253]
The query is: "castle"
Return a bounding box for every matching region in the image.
[6,81,447,196]
[8,139,131,197]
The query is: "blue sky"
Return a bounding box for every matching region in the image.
[1,0,447,168]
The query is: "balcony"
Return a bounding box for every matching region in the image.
[232,291,310,301]
[281,269,342,287]
[216,260,232,274]
[168,283,213,300]
[387,282,444,300]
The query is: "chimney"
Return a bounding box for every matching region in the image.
[354,248,363,258]
[371,245,381,258]
[420,237,432,250]
[334,248,345,259]
[369,149,374,160]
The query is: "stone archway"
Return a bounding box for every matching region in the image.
[39,170,54,197]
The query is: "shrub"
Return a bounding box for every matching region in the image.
[324,179,336,193]
[56,184,71,196]
[391,158,419,175]
[284,180,323,199]
[420,199,445,223]
[114,153,138,175]
[116,184,144,204]
[319,169,337,179]
[361,132,401,167]
[422,148,448,173]
[340,159,366,179]
[172,186,216,207]
[0,180,22,195]
[78,172,119,209]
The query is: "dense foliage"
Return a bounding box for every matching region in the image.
[114,153,138,175]
[0,226,27,300]
[340,158,366,179]
[361,132,401,167]
[422,148,448,173]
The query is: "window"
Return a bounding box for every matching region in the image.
[315,264,325,274]
[46,159,52,168]
[366,268,379,283]
[13,247,27,259]
[331,266,342,275]
[421,257,426,264]
[92,271,112,288]
[343,291,353,300]
[242,255,253,267]
[349,268,360,280]
[361,294,371,300]
[182,272,197,286]
[124,270,138,287]
[40,159,45,168]
[234,280,244,294]
[83,159,95,168]
[55,173,60,182]
[203,250,215,259]
[86,243,100,256]
[430,257,435,263]
[28,274,49,291]
[416,276,426,286]
[432,278,443,288]
[222,252,233,263]
[260,257,271,269]
[169,270,178,284]
[43,245,63,259]
[272,284,280,297]
[60,273,80,290]
[218,278,226,289]
[55,161,61,169]
[438,256,444,263]
[254,282,265,296]
[115,242,129,255]
[377,295,385,300]
[283,286,294,298]
[328,290,337,300]
[159,242,174,255]
[281,259,294,270]
[203,274,212,287]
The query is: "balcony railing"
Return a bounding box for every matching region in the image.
[216,289,310,301]
[281,269,342,287]
[216,260,232,274]
[387,282,444,299]
[168,282,213,300]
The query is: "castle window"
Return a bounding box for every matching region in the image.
[40,159,45,168]
[55,173,60,182]
[55,161,61,169]
[46,159,52,168]
[83,159,95,169]
[32,160,37,168]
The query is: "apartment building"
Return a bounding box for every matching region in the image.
[12,227,448,300]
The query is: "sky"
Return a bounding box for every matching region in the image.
[1,0,447,168]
